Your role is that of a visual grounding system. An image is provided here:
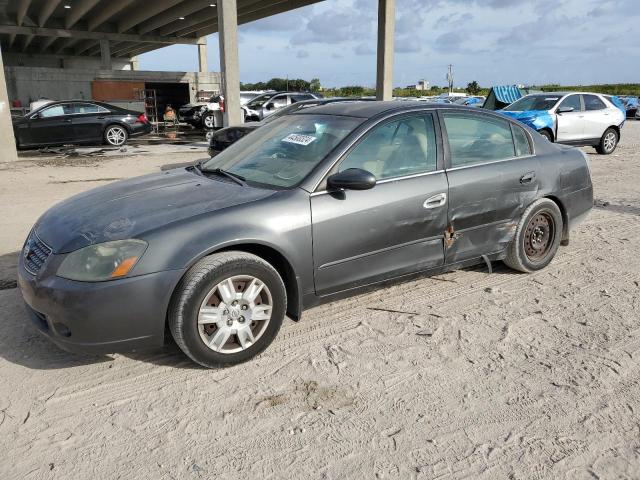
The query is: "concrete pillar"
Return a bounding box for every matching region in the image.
[0,47,18,162]
[197,37,208,73]
[217,0,242,126]
[100,39,111,70]
[130,55,140,71]
[376,0,395,101]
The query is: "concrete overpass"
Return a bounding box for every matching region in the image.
[0,0,397,161]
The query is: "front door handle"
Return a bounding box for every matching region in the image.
[520,172,536,184]
[423,192,447,209]
[63,119,72,123]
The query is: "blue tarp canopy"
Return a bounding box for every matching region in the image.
[493,86,523,104]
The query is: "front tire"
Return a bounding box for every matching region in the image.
[595,127,618,155]
[538,129,553,142]
[168,252,287,368]
[104,125,128,146]
[503,198,563,273]
[202,112,215,130]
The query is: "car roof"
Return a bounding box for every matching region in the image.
[294,100,471,118]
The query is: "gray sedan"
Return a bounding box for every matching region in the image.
[18,102,593,367]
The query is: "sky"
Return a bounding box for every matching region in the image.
[139,0,640,88]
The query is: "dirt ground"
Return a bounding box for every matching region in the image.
[1,123,639,480]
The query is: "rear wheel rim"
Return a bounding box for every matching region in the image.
[523,211,555,261]
[204,115,214,128]
[107,127,126,145]
[604,132,616,152]
[197,275,273,354]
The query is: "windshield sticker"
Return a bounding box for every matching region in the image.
[282,133,316,146]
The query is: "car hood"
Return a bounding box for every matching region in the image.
[498,110,555,130]
[35,168,276,253]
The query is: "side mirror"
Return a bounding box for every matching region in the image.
[557,106,574,114]
[327,168,376,191]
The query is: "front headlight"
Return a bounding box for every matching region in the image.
[57,239,148,282]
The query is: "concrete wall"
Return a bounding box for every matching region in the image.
[3,53,132,70]
[3,66,222,107]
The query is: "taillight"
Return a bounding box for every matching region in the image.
[219,98,225,113]
[137,113,148,123]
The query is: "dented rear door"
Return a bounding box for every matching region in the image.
[439,110,540,264]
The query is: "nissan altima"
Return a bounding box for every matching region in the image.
[18,102,593,367]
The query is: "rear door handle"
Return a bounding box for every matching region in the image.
[520,172,536,184]
[63,119,72,123]
[423,192,447,209]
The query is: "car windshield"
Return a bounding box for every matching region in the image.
[504,94,561,112]
[245,93,275,109]
[202,114,362,189]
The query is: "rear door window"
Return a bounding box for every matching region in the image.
[583,95,606,111]
[443,113,516,167]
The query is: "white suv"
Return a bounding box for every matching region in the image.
[500,92,625,154]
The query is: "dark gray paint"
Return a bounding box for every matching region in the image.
[18,102,594,354]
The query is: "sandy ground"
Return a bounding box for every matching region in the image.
[1,123,639,479]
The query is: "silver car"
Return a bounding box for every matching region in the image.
[500,92,626,154]
[242,92,320,121]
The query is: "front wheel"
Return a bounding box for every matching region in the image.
[104,125,128,146]
[595,127,618,155]
[202,112,215,129]
[168,252,287,368]
[538,129,553,142]
[503,198,563,273]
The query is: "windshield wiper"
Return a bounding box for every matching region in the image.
[200,166,247,186]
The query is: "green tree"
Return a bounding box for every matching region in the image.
[466,81,481,95]
[310,78,321,92]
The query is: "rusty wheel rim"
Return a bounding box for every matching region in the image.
[523,211,555,261]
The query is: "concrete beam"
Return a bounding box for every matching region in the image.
[17,0,32,27]
[38,0,62,27]
[8,33,15,48]
[23,34,35,51]
[0,25,200,45]
[198,37,208,73]
[117,0,183,33]
[74,39,98,55]
[218,0,241,126]
[0,47,18,162]
[87,0,135,31]
[54,37,79,54]
[39,36,57,53]
[137,0,212,35]
[375,0,395,101]
[100,39,111,69]
[65,0,101,29]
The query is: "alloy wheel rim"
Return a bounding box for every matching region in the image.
[107,127,126,145]
[197,275,273,354]
[523,212,555,261]
[204,115,214,128]
[604,132,616,152]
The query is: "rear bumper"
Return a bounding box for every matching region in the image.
[130,122,152,137]
[18,257,184,355]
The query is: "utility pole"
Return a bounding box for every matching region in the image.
[446,64,454,94]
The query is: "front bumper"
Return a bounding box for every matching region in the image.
[18,255,184,355]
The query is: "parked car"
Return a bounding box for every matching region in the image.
[499,92,625,154]
[12,100,151,148]
[178,95,224,130]
[208,97,373,156]
[242,91,320,121]
[618,95,639,118]
[18,102,593,367]
[453,96,485,107]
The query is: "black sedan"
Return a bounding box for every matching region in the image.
[12,100,152,149]
[208,97,372,156]
[18,102,593,368]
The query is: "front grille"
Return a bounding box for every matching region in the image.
[23,231,52,276]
